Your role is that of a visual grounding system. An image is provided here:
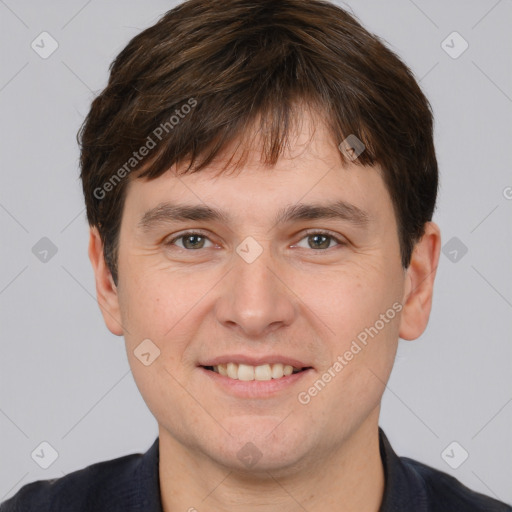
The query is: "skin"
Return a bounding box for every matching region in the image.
[89,109,441,512]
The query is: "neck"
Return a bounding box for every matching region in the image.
[158,411,385,512]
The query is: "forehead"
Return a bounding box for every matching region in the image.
[122,110,394,232]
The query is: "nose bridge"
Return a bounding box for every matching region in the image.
[216,241,295,336]
[234,247,275,298]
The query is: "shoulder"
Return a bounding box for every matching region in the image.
[378,428,511,512]
[0,447,152,512]
[402,456,512,512]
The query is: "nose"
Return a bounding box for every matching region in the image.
[214,245,296,338]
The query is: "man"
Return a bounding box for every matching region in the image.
[1,0,510,510]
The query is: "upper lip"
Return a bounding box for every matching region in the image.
[199,354,312,369]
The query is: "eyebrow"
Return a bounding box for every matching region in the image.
[138,199,370,232]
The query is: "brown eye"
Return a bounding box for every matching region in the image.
[181,234,206,249]
[293,230,346,250]
[307,233,332,249]
[166,232,213,250]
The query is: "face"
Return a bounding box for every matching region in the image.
[90,110,440,475]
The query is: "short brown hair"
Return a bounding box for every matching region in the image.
[78,0,438,284]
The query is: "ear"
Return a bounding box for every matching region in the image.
[88,227,124,336]
[399,222,441,341]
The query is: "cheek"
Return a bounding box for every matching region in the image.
[304,268,400,426]
[304,263,402,397]
[118,267,214,365]
[304,263,398,333]
[117,270,174,350]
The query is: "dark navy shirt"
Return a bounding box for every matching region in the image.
[1,428,510,511]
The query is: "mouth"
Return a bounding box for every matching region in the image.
[201,363,313,381]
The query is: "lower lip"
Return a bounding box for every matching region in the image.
[198,367,313,398]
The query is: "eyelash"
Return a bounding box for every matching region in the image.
[165,229,346,251]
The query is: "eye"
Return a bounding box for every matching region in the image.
[164,229,346,252]
[165,231,215,250]
[293,230,346,250]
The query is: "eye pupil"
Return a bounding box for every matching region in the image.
[183,235,204,249]
[309,234,330,249]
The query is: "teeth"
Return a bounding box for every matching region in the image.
[227,362,238,379]
[254,364,272,381]
[211,362,301,381]
[238,364,254,381]
[271,364,284,379]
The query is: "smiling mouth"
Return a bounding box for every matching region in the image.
[202,363,312,381]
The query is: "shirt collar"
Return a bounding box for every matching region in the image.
[378,427,429,511]
[134,437,163,512]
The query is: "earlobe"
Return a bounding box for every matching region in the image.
[398,222,441,341]
[88,227,124,336]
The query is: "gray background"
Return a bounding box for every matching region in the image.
[1,0,511,505]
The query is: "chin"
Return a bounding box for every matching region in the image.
[209,418,313,474]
